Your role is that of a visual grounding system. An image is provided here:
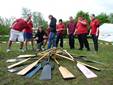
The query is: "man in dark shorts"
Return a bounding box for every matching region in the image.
[23,15,34,50]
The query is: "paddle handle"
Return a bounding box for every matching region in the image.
[64,50,74,60]
[38,52,49,62]
[8,58,30,69]
[55,54,74,61]
[54,58,60,65]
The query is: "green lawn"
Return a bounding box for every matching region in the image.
[0,39,113,85]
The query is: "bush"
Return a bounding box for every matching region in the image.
[0,25,10,35]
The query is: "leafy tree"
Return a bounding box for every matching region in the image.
[96,13,110,25]
[75,11,90,23]
[108,13,113,23]
[21,8,47,29]
[0,16,14,35]
[22,8,31,19]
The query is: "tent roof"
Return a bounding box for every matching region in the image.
[99,23,113,42]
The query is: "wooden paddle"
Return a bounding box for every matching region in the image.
[39,54,52,80]
[63,50,100,71]
[25,64,42,78]
[8,58,30,69]
[17,54,36,58]
[77,62,97,78]
[56,53,100,71]
[55,54,98,78]
[17,52,49,75]
[8,65,28,73]
[74,56,104,65]
[6,58,23,63]
[54,58,75,79]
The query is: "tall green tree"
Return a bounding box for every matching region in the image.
[96,13,110,25]
[75,11,90,23]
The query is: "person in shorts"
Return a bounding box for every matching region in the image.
[6,17,29,52]
[23,15,34,50]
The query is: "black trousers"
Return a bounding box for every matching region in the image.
[77,33,90,50]
[69,34,75,49]
[91,34,98,51]
[56,34,63,48]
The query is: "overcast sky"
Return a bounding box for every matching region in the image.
[0,0,113,20]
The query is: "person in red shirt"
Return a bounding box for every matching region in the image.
[74,16,90,51]
[89,14,100,51]
[67,16,76,49]
[7,17,29,52]
[23,15,34,50]
[56,19,65,48]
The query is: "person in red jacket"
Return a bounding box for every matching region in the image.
[89,14,100,51]
[56,19,65,48]
[23,15,34,50]
[74,16,90,51]
[6,17,29,52]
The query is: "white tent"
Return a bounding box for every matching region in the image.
[99,23,113,42]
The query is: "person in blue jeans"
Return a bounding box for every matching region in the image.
[48,15,57,49]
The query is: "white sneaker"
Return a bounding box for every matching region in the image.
[6,49,11,52]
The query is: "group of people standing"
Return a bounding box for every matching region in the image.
[6,14,100,52]
[47,14,100,52]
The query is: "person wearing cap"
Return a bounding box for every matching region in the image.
[56,19,65,48]
[6,17,29,52]
[74,16,90,51]
[23,15,34,51]
[89,14,100,51]
[67,16,76,49]
[48,15,57,49]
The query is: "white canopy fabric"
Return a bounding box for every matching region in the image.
[99,23,113,42]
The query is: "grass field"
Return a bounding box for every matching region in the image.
[0,39,113,85]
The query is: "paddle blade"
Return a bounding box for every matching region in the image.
[40,64,51,80]
[17,61,38,75]
[77,63,97,78]
[25,64,42,78]
[6,59,22,63]
[17,55,35,58]
[77,61,101,71]
[59,66,75,79]
[8,65,27,73]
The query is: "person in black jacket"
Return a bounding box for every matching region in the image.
[34,26,48,51]
[47,15,57,49]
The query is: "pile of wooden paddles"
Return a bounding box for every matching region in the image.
[7,48,102,80]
